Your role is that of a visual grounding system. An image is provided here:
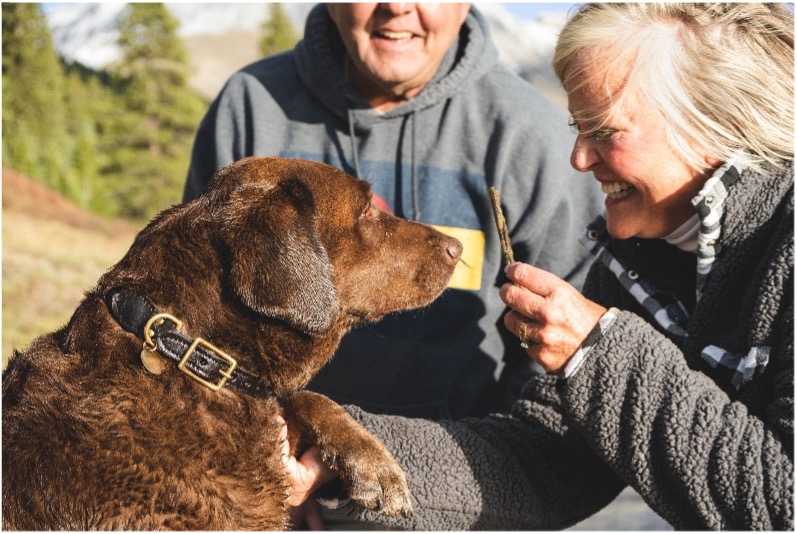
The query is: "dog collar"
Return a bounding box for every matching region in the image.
[104,287,274,398]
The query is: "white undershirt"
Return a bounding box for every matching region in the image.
[662,213,700,253]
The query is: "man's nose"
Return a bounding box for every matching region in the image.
[379,3,414,16]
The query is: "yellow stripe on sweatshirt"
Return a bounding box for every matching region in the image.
[431,225,484,291]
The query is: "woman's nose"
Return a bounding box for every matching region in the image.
[570,135,601,172]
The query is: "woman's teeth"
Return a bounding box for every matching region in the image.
[601,181,634,199]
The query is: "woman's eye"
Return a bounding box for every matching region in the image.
[568,120,580,134]
[569,119,618,142]
[591,128,618,142]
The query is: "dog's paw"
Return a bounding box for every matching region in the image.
[333,447,413,516]
[283,391,413,516]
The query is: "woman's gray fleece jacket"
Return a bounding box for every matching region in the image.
[183,5,603,419]
[336,160,794,530]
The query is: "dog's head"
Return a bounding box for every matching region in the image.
[96,157,460,391]
[201,157,461,337]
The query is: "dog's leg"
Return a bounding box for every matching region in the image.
[282,391,412,516]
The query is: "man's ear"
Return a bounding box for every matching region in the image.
[226,179,339,335]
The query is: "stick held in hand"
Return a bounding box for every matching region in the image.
[489,186,515,268]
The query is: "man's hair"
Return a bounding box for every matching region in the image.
[552,3,794,171]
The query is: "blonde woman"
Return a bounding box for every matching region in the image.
[283,4,793,529]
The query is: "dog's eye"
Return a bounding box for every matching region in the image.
[361,203,379,221]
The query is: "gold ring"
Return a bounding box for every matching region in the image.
[519,321,530,350]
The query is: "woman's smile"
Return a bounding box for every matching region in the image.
[600,181,635,200]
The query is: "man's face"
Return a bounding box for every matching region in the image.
[328,3,471,109]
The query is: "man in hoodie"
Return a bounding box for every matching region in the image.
[184,3,601,421]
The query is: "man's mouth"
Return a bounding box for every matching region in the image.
[375,30,414,41]
[601,181,635,200]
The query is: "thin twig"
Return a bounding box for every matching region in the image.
[488,187,515,268]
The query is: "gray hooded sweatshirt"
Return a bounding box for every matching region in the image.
[183,5,603,419]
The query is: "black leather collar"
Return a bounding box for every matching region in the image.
[105,287,274,398]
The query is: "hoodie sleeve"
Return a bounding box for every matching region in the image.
[335,391,624,530]
[485,69,604,293]
[334,305,792,530]
[183,110,222,201]
[559,309,794,530]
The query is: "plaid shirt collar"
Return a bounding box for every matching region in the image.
[577,159,772,392]
[579,157,744,339]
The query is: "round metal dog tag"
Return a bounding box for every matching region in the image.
[140,346,167,375]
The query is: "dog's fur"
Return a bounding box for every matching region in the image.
[2,157,461,530]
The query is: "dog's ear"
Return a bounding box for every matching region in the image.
[225,179,339,334]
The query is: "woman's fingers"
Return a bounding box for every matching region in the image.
[504,310,538,347]
[284,446,332,507]
[277,415,336,507]
[505,262,560,297]
[500,262,607,372]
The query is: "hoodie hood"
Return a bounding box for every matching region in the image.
[294,3,498,128]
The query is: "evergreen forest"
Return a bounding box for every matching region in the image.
[2,3,298,222]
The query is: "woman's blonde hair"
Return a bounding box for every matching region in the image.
[552,3,794,171]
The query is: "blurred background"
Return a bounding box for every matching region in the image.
[2,3,670,530]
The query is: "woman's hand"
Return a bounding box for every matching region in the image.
[277,416,337,507]
[500,262,606,374]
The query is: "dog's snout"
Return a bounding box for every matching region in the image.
[443,237,463,265]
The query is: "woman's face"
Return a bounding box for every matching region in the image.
[327,3,471,109]
[565,52,716,240]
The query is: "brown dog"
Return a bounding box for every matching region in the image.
[2,157,462,530]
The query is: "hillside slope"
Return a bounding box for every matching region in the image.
[2,168,141,367]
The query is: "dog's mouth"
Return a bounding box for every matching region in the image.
[366,311,387,322]
[350,308,388,324]
[347,284,447,326]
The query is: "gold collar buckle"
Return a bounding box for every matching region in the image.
[142,312,238,392]
[177,338,238,391]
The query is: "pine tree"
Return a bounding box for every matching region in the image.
[2,4,69,189]
[61,62,131,218]
[108,3,205,221]
[259,3,299,57]
[62,69,100,207]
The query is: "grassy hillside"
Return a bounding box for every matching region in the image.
[2,167,141,368]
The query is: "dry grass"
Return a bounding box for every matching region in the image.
[2,168,141,368]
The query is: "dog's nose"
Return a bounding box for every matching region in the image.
[443,237,463,265]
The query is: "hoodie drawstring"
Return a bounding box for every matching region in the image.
[347,109,363,179]
[410,111,420,221]
[346,109,421,222]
